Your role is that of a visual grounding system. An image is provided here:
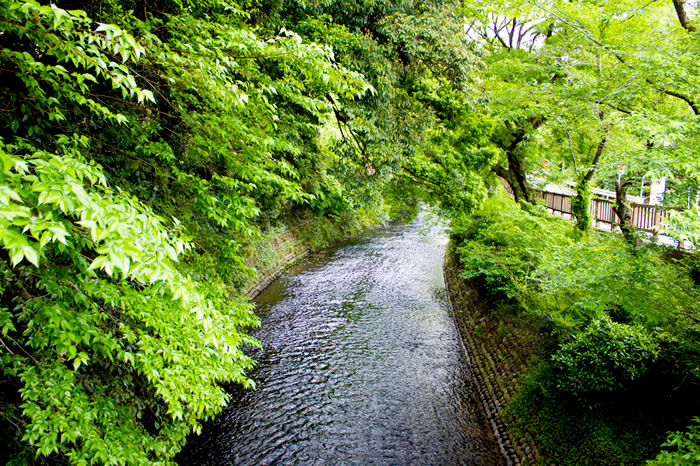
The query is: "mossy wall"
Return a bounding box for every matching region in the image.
[242,214,380,298]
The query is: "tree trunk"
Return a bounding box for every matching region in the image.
[672,0,696,32]
[571,179,592,231]
[613,180,638,244]
[572,134,606,231]
[507,150,534,204]
[492,163,531,204]
[492,117,544,204]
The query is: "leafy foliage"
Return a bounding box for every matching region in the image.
[506,362,668,465]
[0,129,262,463]
[1,0,698,461]
[552,315,659,394]
[652,417,700,465]
[0,0,387,462]
[452,0,700,459]
[452,193,572,302]
[453,194,700,462]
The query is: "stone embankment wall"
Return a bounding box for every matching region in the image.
[443,242,541,465]
[242,218,378,298]
[242,228,311,298]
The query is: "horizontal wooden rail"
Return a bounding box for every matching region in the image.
[533,190,672,234]
[497,177,693,248]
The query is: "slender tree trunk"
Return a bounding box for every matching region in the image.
[571,135,606,230]
[570,104,607,231]
[672,0,696,32]
[571,178,592,231]
[613,180,638,244]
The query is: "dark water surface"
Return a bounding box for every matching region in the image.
[179,212,502,465]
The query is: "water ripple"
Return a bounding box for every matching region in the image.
[179,212,502,465]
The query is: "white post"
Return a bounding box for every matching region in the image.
[689,186,693,209]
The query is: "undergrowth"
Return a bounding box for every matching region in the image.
[450,192,700,464]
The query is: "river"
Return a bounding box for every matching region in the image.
[178,211,502,464]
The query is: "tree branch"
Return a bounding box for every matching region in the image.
[672,0,697,32]
[534,0,699,115]
[491,163,510,181]
[662,88,700,115]
[401,165,449,195]
[326,94,375,174]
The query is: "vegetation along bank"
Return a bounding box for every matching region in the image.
[0,0,698,462]
[445,194,699,464]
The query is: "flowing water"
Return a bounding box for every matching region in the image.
[179,211,502,465]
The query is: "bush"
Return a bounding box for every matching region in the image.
[457,242,523,300]
[552,315,659,394]
[651,417,700,465]
[451,191,699,464]
[451,193,571,303]
[506,361,666,465]
[531,233,700,383]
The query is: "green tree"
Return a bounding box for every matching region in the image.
[0,0,376,462]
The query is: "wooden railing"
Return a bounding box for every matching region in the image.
[533,190,672,233]
[497,177,693,248]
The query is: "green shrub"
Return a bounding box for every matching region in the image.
[531,233,700,382]
[451,192,699,464]
[457,242,523,300]
[552,315,659,394]
[451,193,571,303]
[506,361,662,465]
[651,417,700,465]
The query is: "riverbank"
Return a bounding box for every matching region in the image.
[239,211,385,298]
[443,241,540,465]
[443,194,700,465]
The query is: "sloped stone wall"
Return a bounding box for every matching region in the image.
[242,218,378,298]
[243,229,311,298]
[443,242,541,465]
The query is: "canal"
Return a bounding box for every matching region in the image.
[179,211,502,464]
